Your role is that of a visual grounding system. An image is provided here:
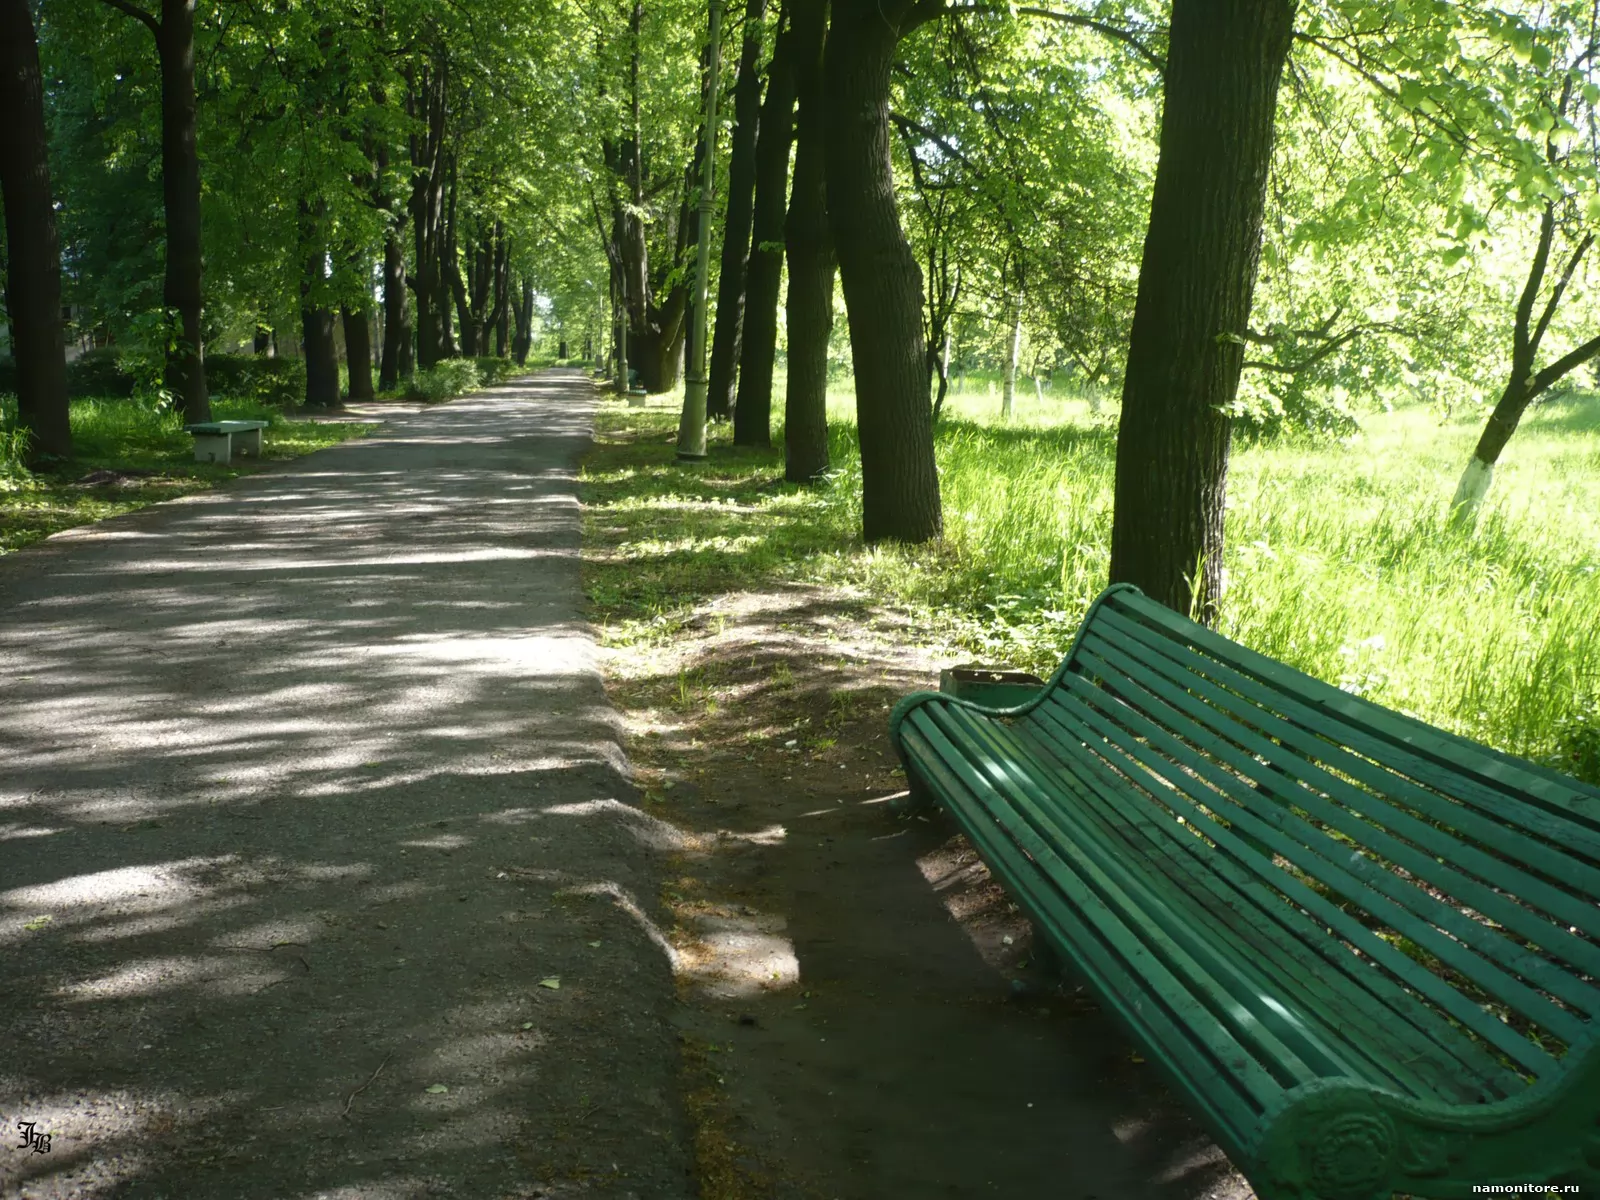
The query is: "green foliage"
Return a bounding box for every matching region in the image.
[584,387,1600,784]
[404,359,482,402]
[64,349,137,400]
[0,392,373,554]
[204,355,306,407]
[473,357,522,386]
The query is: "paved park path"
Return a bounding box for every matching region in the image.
[0,371,692,1199]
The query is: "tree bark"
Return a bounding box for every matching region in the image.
[733,15,798,447]
[155,0,208,422]
[380,225,410,388]
[1451,207,1600,526]
[783,0,832,482]
[0,0,72,460]
[301,301,340,408]
[342,304,374,401]
[1002,276,1023,419]
[822,2,941,541]
[706,0,770,421]
[1109,0,1295,618]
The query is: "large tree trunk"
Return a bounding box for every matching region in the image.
[0,0,72,461]
[342,304,374,400]
[822,5,940,542]
[732,16,798,447]
[706,0,770,421]
[512,278,534,364]
[301,301,340,408]
[157,0,208,422]
[408,63,448,369]
[1109,0,1295,618]
[783,0,832,482]
[380,225,410,388]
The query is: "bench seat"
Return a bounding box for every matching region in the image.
[890,584,1600,1200]
[184,419,268,464]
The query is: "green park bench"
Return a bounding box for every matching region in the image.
[889,583,1600,1200]
[184,419,269,465]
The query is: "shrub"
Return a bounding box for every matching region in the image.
[205,354,305,407]
[404,358,482,402]
[66,348,138,399]
[474,356,521,385]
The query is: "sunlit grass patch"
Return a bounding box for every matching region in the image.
[582,388,1600,781]
[1,394,374,555]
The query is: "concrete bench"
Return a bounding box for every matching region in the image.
[184,420,268,465]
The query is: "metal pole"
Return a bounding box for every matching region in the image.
[676,0,723,461]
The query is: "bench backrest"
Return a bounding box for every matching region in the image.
[1045,584,1600,1084]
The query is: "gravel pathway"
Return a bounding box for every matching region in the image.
[0,370,692,1200]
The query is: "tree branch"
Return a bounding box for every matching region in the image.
[1013,7,1166,74]
[1531,330,1600,397]
[96,0,160,37]
[1514,205,1557,369]
[889,112,983,176]
[1529,232,1592,361]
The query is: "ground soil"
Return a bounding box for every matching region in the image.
[592,575,1257,1198]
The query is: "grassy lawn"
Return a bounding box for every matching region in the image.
[1,396,376,555]
[581,379,1600,783]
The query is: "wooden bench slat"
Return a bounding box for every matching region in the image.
[1079,627,1600,989]
[1032,683,1563,1080]
[901,718,1275,1147]
[941,704,1442,1090]
[1071,640,1594,1049]
[1095,605,1600,887]
[1110,590,1600,826]
[931,703,1348,1088]
[1023,691,1526,1099]
[891,584,1600,1196]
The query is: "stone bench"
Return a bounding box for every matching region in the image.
[184,420,269,465]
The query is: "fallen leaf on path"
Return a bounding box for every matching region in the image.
[425,1085,449,1094]
[539,977,561,990]
[587,940,602,948]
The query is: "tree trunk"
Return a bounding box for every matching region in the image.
[706,0,770,421]
[1109,0,1295,618]
[931,330,950,423]
[512,278,534,364]
[1450,208,1600,527]
[733,16,798,447]
[822,5,940,542]
[157,0,208,422]
[301,301,340,408]
[342,305,374,400]
[380,226,410,388]
[1002,279,1023,420]
[0,0,72,461]
[783,0,832,482]
[492,224,511,357]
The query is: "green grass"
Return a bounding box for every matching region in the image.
[1,394,375,555]
[581,381,1600,783]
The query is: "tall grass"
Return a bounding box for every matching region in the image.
[587,383,1600,781]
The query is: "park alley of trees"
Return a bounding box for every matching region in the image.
[6,0,1600,617]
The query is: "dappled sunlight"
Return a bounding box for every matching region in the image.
[0,376,693,1196]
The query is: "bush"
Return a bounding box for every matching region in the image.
[66,348,138,399]
[205,354,305,407]
[474,356,521,385]
[404,359,482,402]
